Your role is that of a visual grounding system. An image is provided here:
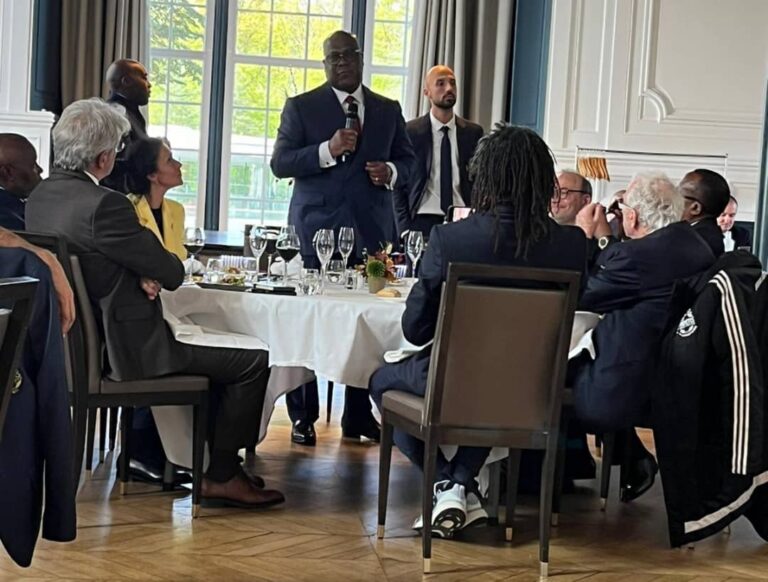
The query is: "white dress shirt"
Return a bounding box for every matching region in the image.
[417,112,463,216]
[318,85,397,188]
[84,170,100,185]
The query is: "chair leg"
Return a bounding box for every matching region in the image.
[191,398,208,518]
[377,418,394,538]
[551,417,570,526]
[85,407,97,474]
[72,400,87,486]
[539,435,560,580]
[600,432,616,510]
[422,433,438,574]
[108,406,119,451]
[486,461,501,525]
[119,407,134,496]
[98,407,108,462]
[505,449,521,541]
[326,381,334,423]
[162,460,175,492]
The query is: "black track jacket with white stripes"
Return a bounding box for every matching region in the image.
[654,251,768,547]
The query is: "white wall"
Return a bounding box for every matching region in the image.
[0,0,55,172]
[544,0,768,221]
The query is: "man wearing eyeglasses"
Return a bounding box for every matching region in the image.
[551,171,592,227]
[271,30,416,446]
[678,169,731,257]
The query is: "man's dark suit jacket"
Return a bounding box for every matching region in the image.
[26,170,187,381]
[102,92,148,193]
[572,222,716,430]
[692,216,725,256]
[270,83,416,263]
[382,209,589,392]
[393,113,483,234]
[0,187,25,230]
[731,224,752,249]
[0,249,75,567]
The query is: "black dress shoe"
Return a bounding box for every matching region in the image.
[620,455,658,502]
[291,420,317,446]
[117,455,193,486]
[342,419,381,443]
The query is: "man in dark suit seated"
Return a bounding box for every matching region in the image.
[27,98,284,508]
[718,195,752,250]
[678,168,731,256]
[369,125,590,539]
[393,65,483,239]
[572,172,717,501]
[0,134,43,230]
[271,30,416,447]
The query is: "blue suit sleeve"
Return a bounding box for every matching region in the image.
[402,225,444,346]
[270,97,326,179]
[579,244,641,313]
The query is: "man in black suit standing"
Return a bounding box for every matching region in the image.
[271,31,416,446]
[27,98,284,509]
[101,59,151,193]
[679,168,731,256]
[370,125,590,539]
[718,195,752,250]
[394,65,483,238]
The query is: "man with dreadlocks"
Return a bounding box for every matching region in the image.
[369,124,590,539]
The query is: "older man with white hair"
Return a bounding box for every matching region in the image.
[26,98,285,509]
[571,172,716,501]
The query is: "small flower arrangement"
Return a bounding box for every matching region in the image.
[359,242,398,282]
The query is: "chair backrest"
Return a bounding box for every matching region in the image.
[69,257,103,393]
[0,277,38,441]
[423,263,580,438]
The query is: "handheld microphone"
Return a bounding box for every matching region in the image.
[342,102,358,162]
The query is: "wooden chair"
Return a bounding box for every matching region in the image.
[377,263,580,577]
[0,277,38,440]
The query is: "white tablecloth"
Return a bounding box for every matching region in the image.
[152,284,414,467]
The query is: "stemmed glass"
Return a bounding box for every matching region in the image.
[249,226,269,278]
[314,228,335,291]
[276,230,301,285]
[262,228,281,282]
[406,230,424,278]
[183,227,205,283]
[338,226,355,270]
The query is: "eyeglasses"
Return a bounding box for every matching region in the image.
[324,48,362,65]
[114,137,127,153]
[555,188,589,198]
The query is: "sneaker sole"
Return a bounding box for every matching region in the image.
[431,507,466,539]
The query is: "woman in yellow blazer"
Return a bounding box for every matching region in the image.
[124,137,187,260]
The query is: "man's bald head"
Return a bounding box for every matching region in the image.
[106,59,152,106]
[423,65,457,111]
[0,134,42,198]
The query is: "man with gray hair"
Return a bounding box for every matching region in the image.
[26,98,285,509]
[571,172,716,502]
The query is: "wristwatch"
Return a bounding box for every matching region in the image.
[597,235,612,250]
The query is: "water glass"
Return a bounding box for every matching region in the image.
[183,227,205,283]
[406,230,425,277]
[249,227,269,271]
[205,258,223,284]
[326,259,345,285]
[298,268,321,296]
[242,257,259,283]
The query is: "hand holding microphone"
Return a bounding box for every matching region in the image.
[328,102,360,162]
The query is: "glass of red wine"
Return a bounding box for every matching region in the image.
[276,230,301,285]
[183,227,205,283]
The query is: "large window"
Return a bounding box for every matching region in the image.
[148,0,416,230]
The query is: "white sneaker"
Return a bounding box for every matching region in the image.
[465,491,488,527]
[431,480,467,538]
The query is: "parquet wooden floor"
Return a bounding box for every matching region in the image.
[2,387,767,581]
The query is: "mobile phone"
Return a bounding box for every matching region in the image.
[448,206,472,222]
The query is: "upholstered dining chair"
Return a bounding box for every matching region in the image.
[376,263,580,578]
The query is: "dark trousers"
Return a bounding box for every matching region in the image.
[130,408,166,469]
[176,344,271,482]
[286,379,374,429]
[368,347,490,490]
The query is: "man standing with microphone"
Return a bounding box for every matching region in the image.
[271,30,415,446]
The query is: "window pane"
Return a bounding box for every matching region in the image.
[268,66,306,109]
[372,22,405,66]
[149,4,171,49]
[305,68,326,90]
[167,58,204,103]
[310,0,344,16]
[166,149,200,227]
[274,0,309,12]
[170,4,206,51]
[371,73,403,102]
[167,103,202,131]
[149,57,168,102]
[238,0,270,9]
[375,0,408,20]
[307,15,343,60]
[233,108,268,138]
[234,64,268,109]
[270,14,308,59]
[148,102,167,128]
[236,11,270,56]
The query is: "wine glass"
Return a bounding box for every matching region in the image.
[249,227,268,277]
[183,227,205,283]
[338,226,355,267]
[406,230,424,278]
[263,229,280,282]
[314,228,335,291]
[276,231,301,285]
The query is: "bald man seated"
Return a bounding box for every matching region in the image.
[393,65,484,238]
[551,170,592,227]
[101,58,151,193]
[0,134,43,230]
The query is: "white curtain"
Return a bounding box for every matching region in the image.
[404,0,514,130]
